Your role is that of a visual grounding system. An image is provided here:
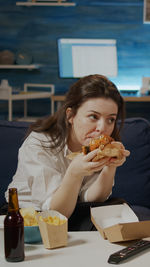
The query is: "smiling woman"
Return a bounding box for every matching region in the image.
[5,74,130,230]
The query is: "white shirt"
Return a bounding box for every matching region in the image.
[5,131,100,211]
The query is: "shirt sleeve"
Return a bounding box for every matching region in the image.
[6,132,63,211]
[78,173,99,202]
[79,172,115,203]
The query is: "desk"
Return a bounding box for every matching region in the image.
[0,232,150,266]
[123,96,150,102]
[0,83,55,121]
[51,95,150,115]
[51,95,65,115]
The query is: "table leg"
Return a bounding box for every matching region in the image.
[24,99,27,118]
[8,99,12,121]
[51,98,54,115]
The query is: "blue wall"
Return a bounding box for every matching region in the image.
[0,0,150,118]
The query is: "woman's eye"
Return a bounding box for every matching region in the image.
[89,114,98,120]
[108,118,115,124]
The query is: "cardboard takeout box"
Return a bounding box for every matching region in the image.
[91,203,150,242]
[36,210,68,249]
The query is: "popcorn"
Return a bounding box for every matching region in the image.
[20,207,38,226]
[36,210,68,249]
[39,215,66,226]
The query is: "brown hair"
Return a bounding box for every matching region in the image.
[27,74,125,150]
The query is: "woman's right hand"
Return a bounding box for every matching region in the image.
[67,149,110,178]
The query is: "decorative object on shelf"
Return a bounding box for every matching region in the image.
[15,50,33,65]
[16,0,76,6]
[0,79,11,89]
[0,80,20,96]
[0,50,15,65]
[140,77,150,95]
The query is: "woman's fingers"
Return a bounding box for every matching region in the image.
[111,141,130,157]
[70,143,130,174]
[111,141,124,149]
[122,149,130,157]
[84,148,99,161]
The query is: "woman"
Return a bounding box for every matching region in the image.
[6,74,130,229]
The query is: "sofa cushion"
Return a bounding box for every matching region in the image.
[111,117,150,209]
[0,120,30,207]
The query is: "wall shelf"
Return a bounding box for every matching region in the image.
[16,1,76,7]
[0,64,41,70]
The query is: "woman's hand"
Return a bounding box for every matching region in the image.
[67,149,110,178]
[67,141,130,178]
[106,141,130,167]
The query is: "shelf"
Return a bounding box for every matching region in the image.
[15,116,43,122]
[16,1,76,6]
[0,83,55,121]
[51,95,65,102]
[50,94,150,113]
[1,91,53,101]
[123,96,150,102]
[51,94,150,103]
[0,64,41,70]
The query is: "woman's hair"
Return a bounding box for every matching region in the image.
[28,74,125,150]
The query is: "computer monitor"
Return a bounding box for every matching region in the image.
[58,38,118,78]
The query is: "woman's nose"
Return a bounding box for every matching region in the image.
[96,120,106,133]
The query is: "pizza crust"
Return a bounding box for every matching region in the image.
[92,143,123,162]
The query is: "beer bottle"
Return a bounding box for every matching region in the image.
[4,188,25,262]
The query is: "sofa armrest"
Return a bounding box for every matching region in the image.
[0,120,30,208]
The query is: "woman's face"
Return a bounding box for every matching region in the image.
[67,98,118,151]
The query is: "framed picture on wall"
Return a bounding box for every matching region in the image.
[143,0,150,23]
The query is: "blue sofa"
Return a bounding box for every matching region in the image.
[1,118,150,221]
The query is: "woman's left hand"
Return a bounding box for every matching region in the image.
[106,141,130,167]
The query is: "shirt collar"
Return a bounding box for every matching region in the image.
[64,143,71,157]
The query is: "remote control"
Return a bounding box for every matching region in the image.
[108,239,150,264]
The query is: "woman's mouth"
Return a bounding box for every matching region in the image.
[86,132,102,139]
[84,134,101,145]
